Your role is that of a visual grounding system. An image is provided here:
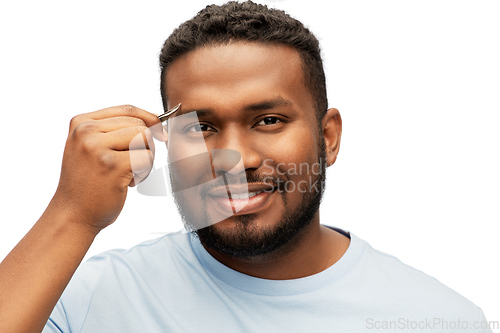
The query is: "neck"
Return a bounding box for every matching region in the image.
[203,219,350,280]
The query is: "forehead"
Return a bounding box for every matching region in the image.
[164,42,314,113]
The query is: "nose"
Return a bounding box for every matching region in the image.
[210,129,262,176]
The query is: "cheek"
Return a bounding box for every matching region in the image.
[256,126,319,176]
[168,150,214,192]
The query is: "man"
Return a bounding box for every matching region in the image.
[0,1,492,332]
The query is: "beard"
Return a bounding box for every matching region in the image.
[171,140,327,259]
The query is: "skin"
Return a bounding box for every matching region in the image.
[165,41,349,279]
[0,41,347,332]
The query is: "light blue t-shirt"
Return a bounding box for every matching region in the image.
[43,229,492,332]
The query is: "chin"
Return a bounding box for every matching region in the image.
[193,197,320,258]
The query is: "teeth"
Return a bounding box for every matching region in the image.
[230,191,263,200]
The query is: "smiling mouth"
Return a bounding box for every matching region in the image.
[207,183,276,215]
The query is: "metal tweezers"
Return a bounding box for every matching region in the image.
[158,103,182,122]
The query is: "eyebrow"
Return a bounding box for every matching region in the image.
[243,97,293,112]
[174,97,293,118]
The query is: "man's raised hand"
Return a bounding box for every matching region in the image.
[53,104,167,233]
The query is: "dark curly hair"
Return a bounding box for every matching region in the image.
[159,1,328,123]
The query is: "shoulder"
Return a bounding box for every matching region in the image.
[72,230,192,285]
[54,231,193,323]
[349,233,484,321]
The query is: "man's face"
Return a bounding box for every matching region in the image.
[165,42,327,257]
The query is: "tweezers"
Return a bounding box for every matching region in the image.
[158,103,182,122]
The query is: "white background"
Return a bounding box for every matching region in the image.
[1,0,498,326]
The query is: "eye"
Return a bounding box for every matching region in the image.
[186,123,215,133]
[256,117,282,126]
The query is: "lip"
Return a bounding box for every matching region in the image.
[207,183,276,215]
[207,183,274,196]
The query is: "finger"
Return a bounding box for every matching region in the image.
[71,105,167,142]
[102,126,155,153]
[128,150,154,187]
[84,149,153,190]
[127,149,155,186]
[94,117,167,147]
[93,116,147,133]
[70,117,147,143]
[129,169,151,187]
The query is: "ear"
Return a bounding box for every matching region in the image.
[321,108,342,167]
